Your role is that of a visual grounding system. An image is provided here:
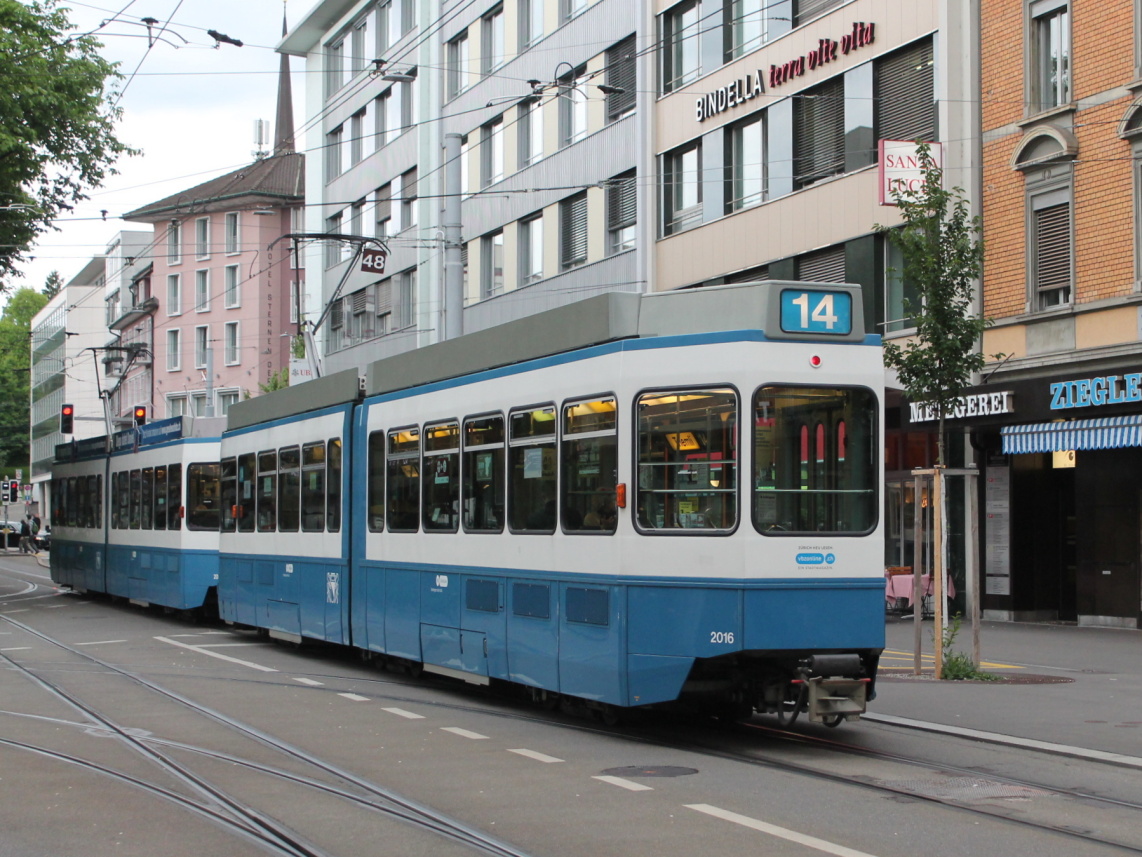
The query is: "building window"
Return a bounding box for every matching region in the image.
[1031,190,1072,309]
[447,31,470,98]
[797,245,846,283]
[482,6,504,75]
[1031,0,1070,113]
[218,390,240,416]
[559,65,588,146]
[884,237,920,333]
[400,0,416,35]
[520,214,544,285]
[351,17,368,76]
[224,264,240,308]
[606,35,637,122]
[607,171,636,254]
[326,38,345,98]
[166,329,181,371]
[195,269,210,312]
[224,321,240,365]
[166,273,181,316]
[875,38,935,145]
[374,183,393,237]
[326,211,343,267]
[518,98,543,166]
[726,113,765,212]
[662,0,701,93]
[726,0,770,59]
[168,221,181,264]
[663,141,702,235]
[224,212,240,254]
[397,268,416,329]
[400,72,417,131]
[195,325,209,369]
[481,116,504,186]
[375,90,392,146]
[520,0,543,47]
[560,192,588,270]
[167,395,187,418]
[482,230,505,298]
[460,134,470,196]
[326,125,344,181]
[400,168,417,229]
[195,217,210,259]
[191,392,208,417]
[350,110,365,166]
[793,76,844,189]
[562,0,589,22]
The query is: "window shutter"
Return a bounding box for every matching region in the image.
[725,265,769,284]
[876,38,935,143]
[796,0,842,24]
[375,280,392,315]
[561,192,588,268]
[794,77,845,187]
[1035,203,1071,298]
[607,171,637,230]
[797,245,846,283]
[330,298,344,329]
[375,184,391,222]
[606,35,637,121]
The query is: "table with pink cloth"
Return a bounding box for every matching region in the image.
[885,570,956,612]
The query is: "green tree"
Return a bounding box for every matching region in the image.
[875,144,995,466]
[42,270,63,299]
[258,368,289,394]
[0,0,135,285]
[0,288,50,472]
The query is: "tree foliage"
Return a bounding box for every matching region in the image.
[42,270,63,299]
[0,0,135,285]
[876,144,994,465]
[0,288,50,473]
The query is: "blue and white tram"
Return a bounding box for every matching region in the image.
[103,417,224,612]
[344,283,884,720]
[50,435,110,594]
[217,373,356,643]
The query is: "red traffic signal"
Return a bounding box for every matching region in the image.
[60,403,74,434]
[133,405,147,426]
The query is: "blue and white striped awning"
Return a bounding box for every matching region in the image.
[1001,415,1142,454]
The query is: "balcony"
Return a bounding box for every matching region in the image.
[108,296,159,330]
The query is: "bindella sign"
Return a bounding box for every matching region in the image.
[696,70,766,122]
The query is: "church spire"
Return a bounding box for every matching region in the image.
[273,5,295,155]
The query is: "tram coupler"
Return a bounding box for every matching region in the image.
[800,654,868,724]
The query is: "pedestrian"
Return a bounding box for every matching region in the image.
[18,517,32,554]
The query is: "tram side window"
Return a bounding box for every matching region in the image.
[423,421,460,532]
[367,431,385,532]
[220,458,236,532]
[129,469,141,529]
[278,446,301,532]
[386,427,420,532]
[753,385,877,535]
[257,451,277,532]
[328,438,342,533]
[66,476,78,527]
[75,477,89,528]
[237,453,255,532]
[168,464,182,530]
[154,466,168,530]
[113,472,126,528]
[187,463,221,531]
[635,389,738,532]
[512,582,550,619]
[301,443,325,532]
[566,587,609,626]
[94,475,103,528]
[462,415,504,533]
[562,398,618,533]
[141,468,154,529]
[509,405,557,533]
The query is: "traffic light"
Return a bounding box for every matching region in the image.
[133,405,147,426]
[60,403,74,434]
[6,481,17,504]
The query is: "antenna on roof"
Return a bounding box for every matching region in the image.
[253,119,270,159]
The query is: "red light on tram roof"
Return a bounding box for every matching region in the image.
[809,355,822,368]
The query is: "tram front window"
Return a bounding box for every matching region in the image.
[753,385,877,534]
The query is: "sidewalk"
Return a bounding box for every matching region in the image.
[873,618,1142,758]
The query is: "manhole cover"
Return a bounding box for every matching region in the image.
[600,766,698,778]
[879,776,1052,802]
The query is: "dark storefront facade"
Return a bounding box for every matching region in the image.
[948,369,1142,628]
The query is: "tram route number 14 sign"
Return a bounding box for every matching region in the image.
[779,289,853,335]
[361,247,388,274]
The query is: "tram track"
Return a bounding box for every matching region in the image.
[0,612,536,857]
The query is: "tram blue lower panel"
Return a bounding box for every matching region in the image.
[218,554,349,645]
[103,544,217,611]
[50,540,106,594]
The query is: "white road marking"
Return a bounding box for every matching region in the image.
[338,693,370,702]
[168,632,233,637]
[292,677,323,686]
[383,707,425,719]
[155,636,278,672]
[863,713,1142,769]
[75,640,128,646]
[0,647,32,652]
[686,804,880,857]
[44,604,68,608]
[593,776,653,791]
[508,749,563,763]
[441,727,489,740]
[2,609,30,614]
[193,643,264,649]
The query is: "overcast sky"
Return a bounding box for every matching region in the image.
[12,0,318,294]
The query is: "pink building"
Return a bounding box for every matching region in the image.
[121,43,303,420]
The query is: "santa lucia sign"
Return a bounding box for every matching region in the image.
[878,140,943,205]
